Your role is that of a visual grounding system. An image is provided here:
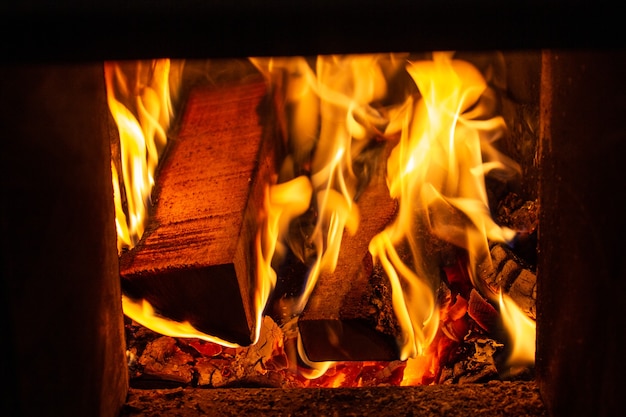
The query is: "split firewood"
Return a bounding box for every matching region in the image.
[120,77,280,346]
[477,243,537,320]
[298,139,402,362]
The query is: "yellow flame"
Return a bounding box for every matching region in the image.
[499,291,536,365]
[255,176,313,342]
[252,55,403,320]
[253,53,524,374]
[122,295,240,347]
[370,52,519,360]
[252,55,409,372]
[105,59,182,252]
[107,60,207,342]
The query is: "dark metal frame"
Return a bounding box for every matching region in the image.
[2,1,623,62]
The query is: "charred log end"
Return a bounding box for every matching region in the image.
[122,265,254,347]
[298,319,400,362]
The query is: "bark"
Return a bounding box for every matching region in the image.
[120,77,279,346]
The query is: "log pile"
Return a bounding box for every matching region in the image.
[120,77,539,387]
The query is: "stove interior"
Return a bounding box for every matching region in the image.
[114,52,539,389]
[1,4,623,417]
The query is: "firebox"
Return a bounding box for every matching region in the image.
[1,2,623,417]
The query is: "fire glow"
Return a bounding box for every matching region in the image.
[108,52,536,386]
[106,59,182,252]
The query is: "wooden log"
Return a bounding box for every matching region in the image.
[120,77,279,346]
[298,139,401,362]
[476,243,537,320]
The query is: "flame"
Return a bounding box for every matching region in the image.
[253,55,391,313]
[252,54,405,369]
[255,176,313,342]
[106,60,219,343]
[112,53,533,384]
[499,291,536,366]
[122,295,240,347]
[105,59,183,252]
[369,52,519,362]
[252,53,526,380]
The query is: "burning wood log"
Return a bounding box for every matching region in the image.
[120,77,279,346]
[477,242,537,320]
[298,139,402,362]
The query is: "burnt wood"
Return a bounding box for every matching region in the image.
[477,243,537,320]
[120,77,279,346]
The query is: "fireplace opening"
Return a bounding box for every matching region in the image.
[111,52,539,394]
[1,4,623,417]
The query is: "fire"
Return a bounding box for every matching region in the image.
[105,59,182,252]
[499,291,536,366]
[370,52,519,363]
[255,176,313,341]
[109,53,536,386]
[251,54,406,374]
[105,60,227,344]
[122,296,240,347]
[253,52,532,383]
[252,55,401,321]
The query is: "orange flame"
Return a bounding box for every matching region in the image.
[111,54,534,382]
[106,59,182,252]
[499,291,536,366]
[370,52,520,363]
[255,176,313,342]
[252,54,405,308]
[122,296,241,347]
[252,53,529,379]
[252,55,406,372]
[105,60,233,344]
